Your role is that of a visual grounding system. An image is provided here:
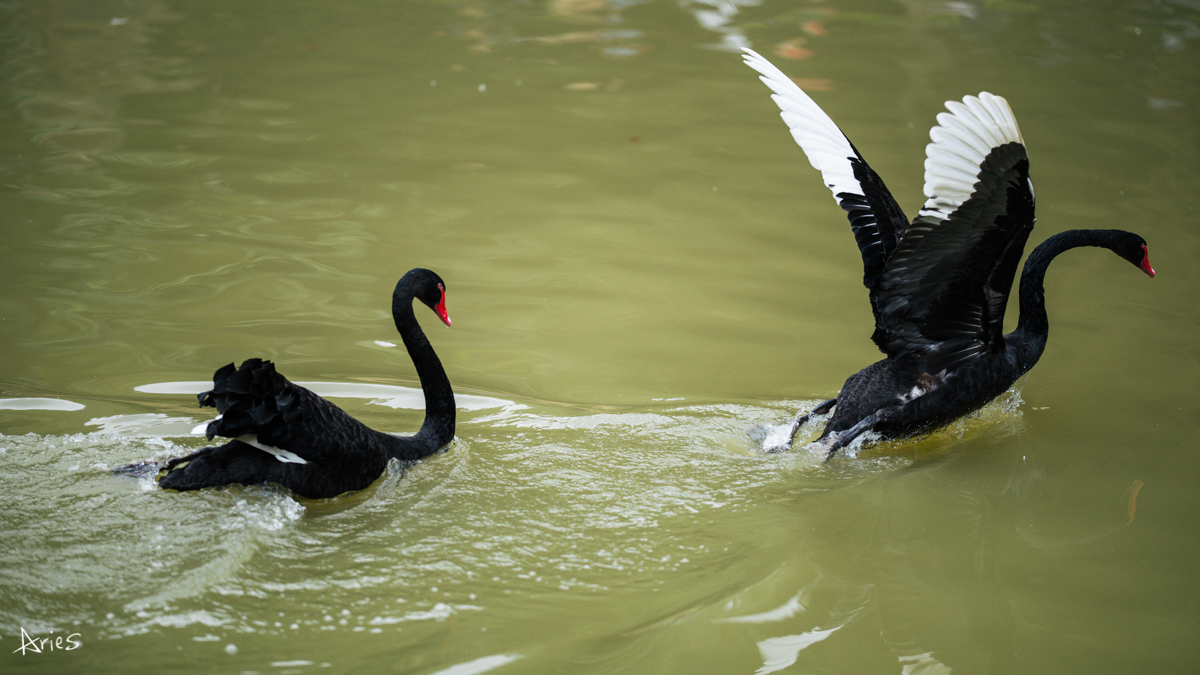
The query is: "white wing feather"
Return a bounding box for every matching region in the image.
[918,92,1026,222]
[741,48,861,205]
[190,414,309,464]
[743,47,1029,234]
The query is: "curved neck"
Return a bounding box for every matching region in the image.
[392,287,455,455]
[1009,229,1126,373]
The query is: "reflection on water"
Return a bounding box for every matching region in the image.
[133,380,524,411]
[83,380,526,437]
[0,398,85,411]
[1,0,1199,672]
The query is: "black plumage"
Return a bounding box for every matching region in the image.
[115,268,456,498]
[744,49,1155,458]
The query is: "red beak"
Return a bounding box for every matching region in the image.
[1140,244,1155,278]
[435,284,451,326]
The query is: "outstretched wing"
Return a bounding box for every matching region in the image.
[873,93,1036,368]
[743,48,910,295]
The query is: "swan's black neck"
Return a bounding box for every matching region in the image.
[391,280,455,458]
[1008,229,1130,373]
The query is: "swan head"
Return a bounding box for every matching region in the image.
[399,268,452,326]
[1112,232,1155,278]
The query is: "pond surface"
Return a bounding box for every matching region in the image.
[2,0,1199,673]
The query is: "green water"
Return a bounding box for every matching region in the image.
[2,0,1199,673]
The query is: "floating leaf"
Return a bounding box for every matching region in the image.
[774,38,814,60]
[801,20,827,36]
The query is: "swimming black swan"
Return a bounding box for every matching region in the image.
[115,268,456,498]
[742,49,1155,459]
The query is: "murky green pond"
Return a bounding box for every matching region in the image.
[3,0,1199,673]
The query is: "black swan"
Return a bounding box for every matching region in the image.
[743,49,1155,459]
[115,268,456,498]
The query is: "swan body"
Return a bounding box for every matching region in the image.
[743,49,1155,458]
[115,268,456,498]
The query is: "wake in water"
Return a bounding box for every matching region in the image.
[0,378,1039,649]
[749,384,1027,461]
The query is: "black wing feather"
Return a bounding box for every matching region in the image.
[875,140,1035,366]
[841,150,910,290]
[745,51,1037,367]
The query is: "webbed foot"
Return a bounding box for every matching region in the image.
[112,460,165,478]
[112,447,214,480]
[818,406,897,461]
[763,398,837,454]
